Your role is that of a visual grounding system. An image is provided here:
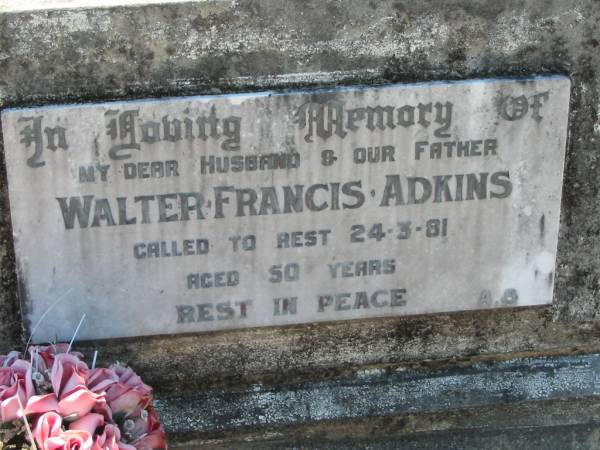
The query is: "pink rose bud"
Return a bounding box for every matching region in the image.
[33,411,63,447]
[47,429,93,450]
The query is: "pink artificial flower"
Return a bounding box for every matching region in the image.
[29,344,70,372]
[0,368,12,388]
[21,353,106,422]
[4,347,166,449]
[58,386,106,419]
[92,424,135,450]
[47,353,105,420]
[106,384,149,419]
[34,411,94,450]
[47,429,93,450]
[91,398,114,423]
[109,365,151,397]
[0,359,35,422]
[24,393,59,416]
[23,380,106,420]
[124,407,167,450]
[104,365,151,419]
[87,368,119,394]
[28,344,87,379]
[52,354,89,398]
[69,413,104,436]
[131,429,167,450]
[33,411,63,447]
[0,351,21,368]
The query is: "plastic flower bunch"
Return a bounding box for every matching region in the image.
[0,344,166,450]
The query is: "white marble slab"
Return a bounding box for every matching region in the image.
[1,76,570,342]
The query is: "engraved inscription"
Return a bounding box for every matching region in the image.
[1,77,570,342]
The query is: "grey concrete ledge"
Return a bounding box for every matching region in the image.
[176,420,600,450]
[157,352,600,444]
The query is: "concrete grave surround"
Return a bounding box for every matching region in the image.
[1,77,569,341]
[1,0,600,447]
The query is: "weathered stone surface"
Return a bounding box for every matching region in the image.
[0,0,598,377]
[160,353,600,448]
[175,420,600,449]
[0,0,599,444]
[1,77,569,341]
[159,353,600,435]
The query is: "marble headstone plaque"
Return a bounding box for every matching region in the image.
[2,76,570,342]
